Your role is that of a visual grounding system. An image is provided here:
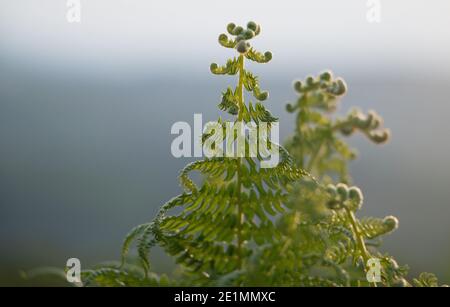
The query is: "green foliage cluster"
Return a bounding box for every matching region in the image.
[49,22,445,287]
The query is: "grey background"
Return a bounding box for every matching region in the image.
[1,0,449,284]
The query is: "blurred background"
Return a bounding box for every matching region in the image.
[1,0,449,285]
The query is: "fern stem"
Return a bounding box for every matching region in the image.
[306,140,324,172]
[237,55,245,121]
[345,208,377,287]
[236,54,245,268]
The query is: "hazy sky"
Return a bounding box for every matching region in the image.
[1,0,449,77]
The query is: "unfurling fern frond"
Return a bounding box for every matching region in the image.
[210,58,240,75]
[245,48,272,63]
[357,216,399,239]
[336,109,390,144]
[275,71,443,287]
[285,71,389,182]
[112,21,312,283]
[66,23,444,288]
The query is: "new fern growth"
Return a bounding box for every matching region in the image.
[259,72,443,287]
[54,23,445,287]
[82,22,311,286]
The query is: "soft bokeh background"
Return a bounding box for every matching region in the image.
[1,0,449,285]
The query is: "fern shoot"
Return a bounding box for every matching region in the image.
[47,23,445,288]
[262,72,442,287]
[81,22,311,286]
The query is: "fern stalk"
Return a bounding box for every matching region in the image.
[72,24,446,288]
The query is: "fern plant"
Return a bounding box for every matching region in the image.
[52,22,445,287]
[284,72,389,182]
[81,21,313,286]
[231,72,402,286]
[236,72,442,287]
